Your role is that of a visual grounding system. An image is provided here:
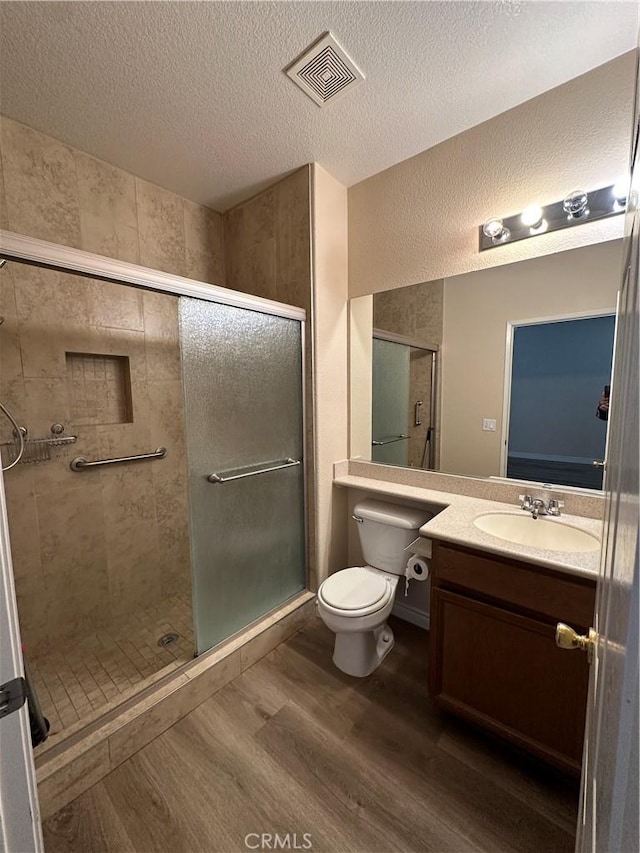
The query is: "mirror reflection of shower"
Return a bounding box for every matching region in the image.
[371,329,439,469]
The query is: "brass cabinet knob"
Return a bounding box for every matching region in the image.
[555,622,597,664]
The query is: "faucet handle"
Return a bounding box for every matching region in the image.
[519,494,533,510]
[547,499,564,516]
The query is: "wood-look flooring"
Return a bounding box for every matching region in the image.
[43,617,579,853]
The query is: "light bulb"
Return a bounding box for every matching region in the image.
[563,190,589,218]
[482,218,509,243]
[612,176,628,204]
[521,204,544,228]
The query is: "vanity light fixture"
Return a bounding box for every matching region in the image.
[482,217,510,244]
[521,204,544,228]
[612,176,629,211]
[562,189,589,219]
[479,182,626,251]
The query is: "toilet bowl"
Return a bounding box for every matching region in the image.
[317,566,398,676]
[317,499,432,677]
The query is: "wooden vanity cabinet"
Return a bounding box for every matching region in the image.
[428,540,596,775]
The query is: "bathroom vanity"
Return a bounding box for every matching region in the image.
[429,540,596,775]
[333,461,604,776]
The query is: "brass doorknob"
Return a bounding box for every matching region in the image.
[555,623,597,664]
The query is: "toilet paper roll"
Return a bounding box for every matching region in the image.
[405,555,430,581]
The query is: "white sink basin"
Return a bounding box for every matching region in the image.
[473,512,600,553]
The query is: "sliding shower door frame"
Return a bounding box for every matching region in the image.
[0,230,310,594]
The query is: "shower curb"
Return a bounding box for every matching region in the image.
[35,591,317,819]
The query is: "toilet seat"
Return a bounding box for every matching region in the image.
[318,567,395,617]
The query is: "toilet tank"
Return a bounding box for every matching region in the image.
[354,499,433,575]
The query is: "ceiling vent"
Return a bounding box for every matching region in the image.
[285,32,364,107]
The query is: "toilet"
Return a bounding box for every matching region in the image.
[317,498,432,677]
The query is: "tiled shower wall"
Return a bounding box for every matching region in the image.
[0,114,225,655]
[0,115,225,283]
[0,265,191,654]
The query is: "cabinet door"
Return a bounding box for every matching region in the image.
[430,588,590,773]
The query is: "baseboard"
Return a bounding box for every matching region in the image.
[392,601,430,630]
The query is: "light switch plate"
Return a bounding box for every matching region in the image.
[483,418,497,432]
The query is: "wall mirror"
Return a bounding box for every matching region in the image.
[350,239,622,491]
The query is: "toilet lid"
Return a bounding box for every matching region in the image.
[320,567,389,611]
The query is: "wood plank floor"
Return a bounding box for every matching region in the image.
[43,617,579,853]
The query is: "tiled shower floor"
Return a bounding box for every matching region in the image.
[28,593,195,748]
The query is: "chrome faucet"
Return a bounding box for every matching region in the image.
[519,494,564,519]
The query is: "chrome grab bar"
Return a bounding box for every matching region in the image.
[207,457,301,484]
[371,434,409,446]
[70,447,167,471]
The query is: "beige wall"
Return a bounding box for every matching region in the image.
[348,52,635,297]
[348,295,373,459]
[311,164,349,583]
[0,115,225,284]
[440,240,623,478]
[0,266,190,653]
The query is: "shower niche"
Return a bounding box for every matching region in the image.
[65,351,133,426]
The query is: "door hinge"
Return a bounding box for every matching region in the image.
[0,676,27,719]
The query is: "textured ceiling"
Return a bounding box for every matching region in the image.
[0,1,636,211]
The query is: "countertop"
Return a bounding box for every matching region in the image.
[334,472,603,580]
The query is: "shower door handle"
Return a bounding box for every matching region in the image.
[207,458,301,483]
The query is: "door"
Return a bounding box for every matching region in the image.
[0,470,43,852]
[576,52,640,853]
[506,315,615,489]
[179,298,306,655]
[371,338,410,465]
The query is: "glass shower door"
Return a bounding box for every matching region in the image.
[179,297,306,654]
[372,338,410,465]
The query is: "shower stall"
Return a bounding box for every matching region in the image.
[371,329,438,469]
[0,251,307,746]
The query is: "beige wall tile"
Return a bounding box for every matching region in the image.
[183,199,225,285]
[23,377,70,435]
[0,147,8,229]
[95,421,153,460]
[101,465,157,525]
[157,516,191,598]
[19,326,68,380]
[146,380,187,451]
[136,178,186,277]
[37,483,107,577]
[76,151,139,263]
[276,167,311,293]
[0,116,81,247]
[222,205,244,290]
[13,266,90,329]
[105,516,161,609]
[87,279,144,331]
